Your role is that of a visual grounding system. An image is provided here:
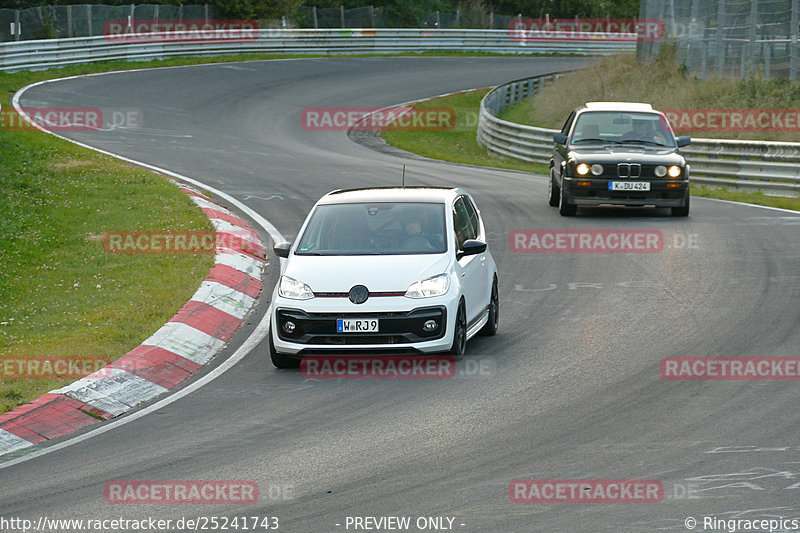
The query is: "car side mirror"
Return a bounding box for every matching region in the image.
[676,136,691,147]
[553,133,568,145]
[457,239,487,260]
[273,241,292,258]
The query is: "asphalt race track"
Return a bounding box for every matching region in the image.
[3,57,800,532]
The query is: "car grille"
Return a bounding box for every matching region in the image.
[617,163,641,178]
[275,306,447,345]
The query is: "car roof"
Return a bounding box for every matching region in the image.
[583,102,655,112]
[318,186,463,205]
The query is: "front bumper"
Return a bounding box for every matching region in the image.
[270,292,459,356]
[563,177,689,207]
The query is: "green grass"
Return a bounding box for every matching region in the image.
[0,67,220,414]
[0,50,572,415]
[380,89,550,174]
[380,52,800,213]
[500,48,800,142]
[692,185,800,210]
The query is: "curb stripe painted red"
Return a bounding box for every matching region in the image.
[0,180,266,457]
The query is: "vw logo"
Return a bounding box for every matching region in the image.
[348,285,369,304]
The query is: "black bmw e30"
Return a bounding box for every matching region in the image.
[549,102,691,217]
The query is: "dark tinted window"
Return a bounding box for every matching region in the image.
[452,197,477,250]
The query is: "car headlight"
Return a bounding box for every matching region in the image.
[405,273,449,298]
[279,276,314,300]
[590,164,603,176]
[576,163,590,176]
[668,165,682,178]
[655,165,667,177]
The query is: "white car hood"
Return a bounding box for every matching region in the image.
[283,253,452,293]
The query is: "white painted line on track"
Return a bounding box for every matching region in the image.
[6,61,797,470]
[1,77,285,470]
[700,197,800,215]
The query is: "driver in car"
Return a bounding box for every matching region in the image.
[623,119,666,144]
[398,208,438,251]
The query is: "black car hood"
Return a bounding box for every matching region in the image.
[567,145,685,165]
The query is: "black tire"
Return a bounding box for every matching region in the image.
[671,192,690,217]
[449,302,467,356]
[479,277,499,336]
[269,327,300,369]
[548,169,560,207]
[558,182,577,216]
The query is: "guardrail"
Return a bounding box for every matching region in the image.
[0,28,636,72]
[477,73,800,197]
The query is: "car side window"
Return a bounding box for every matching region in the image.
[462,196,481,240]
[452,197,476,250]
[560,111,576,136]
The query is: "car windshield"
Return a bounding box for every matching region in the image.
[571,111,675,147]
[294,201,447,256]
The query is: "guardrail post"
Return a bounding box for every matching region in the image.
[746,0,758,77]
[204,4,208,23]
[791,0,798,81]
[312,7,318,29]
[67,5,72,38]
[740,42,747,79]
[369,6,374,29]
[716,0,725,76]
[340,6,345,29]
[700,40,707,79]
[14,10,20,41]
[87,5,92,38]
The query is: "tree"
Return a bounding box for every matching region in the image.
[214,0,304,19]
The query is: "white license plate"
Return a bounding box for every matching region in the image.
[337,318,379,333]
[609,181,650,191]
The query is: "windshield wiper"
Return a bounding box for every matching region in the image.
[573,138,622,144]
[619,139,671,147]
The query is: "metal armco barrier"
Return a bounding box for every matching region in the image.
[477,73,800,197]
[0,28,635,72]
